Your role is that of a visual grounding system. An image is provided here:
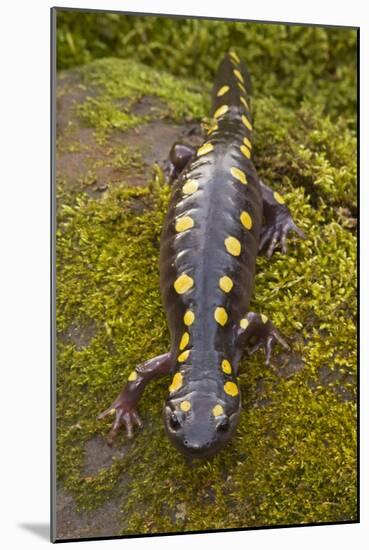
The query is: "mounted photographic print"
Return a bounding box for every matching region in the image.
[51,6,358,543]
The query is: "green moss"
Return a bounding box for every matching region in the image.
[74,57,207,143]
[78,96,144,140]
[253,98,357,210]
[56,53,356,534]
[82,145,143,177]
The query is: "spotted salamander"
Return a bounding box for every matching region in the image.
[98,51,304,459]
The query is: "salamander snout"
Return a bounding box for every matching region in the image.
[163,393,240,459]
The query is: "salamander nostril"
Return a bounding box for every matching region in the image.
[205,441,211,448]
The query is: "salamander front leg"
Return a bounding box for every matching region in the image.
[98,352,173,445]
[236,312,289,366]
[259,178,305,258]
[164,143,196,183]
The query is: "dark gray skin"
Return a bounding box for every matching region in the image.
[98,52,304,459]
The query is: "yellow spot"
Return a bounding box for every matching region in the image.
[221,359,232,374]
[240,144,251,159]
[240,318,249,329]
[207,121,218,135]
[240,211,253,230]
[178,350,190,362]
[214,307,228,326]
[219,275,233,293]
[183,310,195,326]
[224,236,241,256]
[175,216,194,233]
[224,381,239,397]
[230,166,247,185]
[243,136,252,149]
[261,314,268,324]
[217,85,230,97]
[274,191,285,204]
[212,404,225,417]
[182,179,198,195]
[174,273,194,294]
[240,96,249,110]
[197,142,214,156]
[242,114,253,131]
[169,372,183,393]
[179,332,190,350]
[214,104,229,119]
[180,400,191,412]
[229,50,240,64]
[233,69,244,83]
[128,371,138,382]
[238,81,247,94]
[109,408,116,415]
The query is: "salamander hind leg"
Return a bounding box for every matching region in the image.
[164,142,196,183]
[98,352,173,445]
[259,178,306,258]
[236,312,289,366]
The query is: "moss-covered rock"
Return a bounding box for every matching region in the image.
[56,53,356,539]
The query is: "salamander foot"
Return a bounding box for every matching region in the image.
[238,312,289,366]
[98,397,143,445]
[98,353,172,445]
[249,329,289,366]
[259,215,305,258]
[258,178,306,258]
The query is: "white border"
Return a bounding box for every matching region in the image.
[1,1,365,548]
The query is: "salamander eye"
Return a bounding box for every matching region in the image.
[169,413,181,430]
[217,417,230,432]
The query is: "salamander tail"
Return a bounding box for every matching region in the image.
[211,51,252,118]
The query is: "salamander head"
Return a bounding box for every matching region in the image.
[163,391,241,459]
